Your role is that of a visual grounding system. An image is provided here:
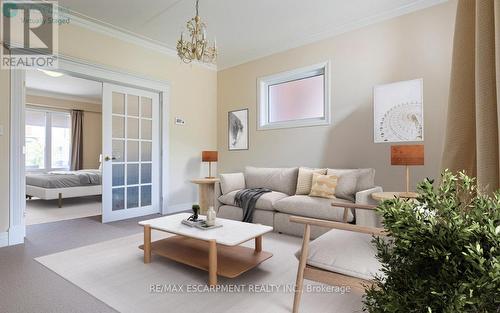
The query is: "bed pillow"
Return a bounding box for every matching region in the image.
[219,173,246,195]
[309,173,338,199]
[295,167,327,195]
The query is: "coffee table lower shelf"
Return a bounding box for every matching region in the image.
[139,235,273,285]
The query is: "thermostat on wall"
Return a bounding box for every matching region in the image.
[175,117,186,125]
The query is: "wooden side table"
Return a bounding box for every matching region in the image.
[190,178,220,214]
[372,191,419,202]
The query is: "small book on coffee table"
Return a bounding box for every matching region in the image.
[182,219,222,230]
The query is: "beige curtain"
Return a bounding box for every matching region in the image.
[70,110,84,171]
[442,0,500,193]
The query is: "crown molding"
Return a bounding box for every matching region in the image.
[55,7,218,71]
[26,88,102,105]
[218,0,448,70]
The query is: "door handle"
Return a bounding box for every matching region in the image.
[104,156,117,161]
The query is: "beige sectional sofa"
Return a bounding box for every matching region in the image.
[215,167,383,239]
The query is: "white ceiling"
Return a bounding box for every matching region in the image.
[26,70,102,103]
[58,0,445,69]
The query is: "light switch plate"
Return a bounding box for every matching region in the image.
[175,117,185,126]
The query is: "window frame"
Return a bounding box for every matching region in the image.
[257,61,331,130]
[25,107,72,172]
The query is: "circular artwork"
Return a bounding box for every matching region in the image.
[379,102,423,142]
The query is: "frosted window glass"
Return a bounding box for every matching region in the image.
[127,186,139,209]
[112,116,125,138]
[268,74,324,123]
[127,118,139,139]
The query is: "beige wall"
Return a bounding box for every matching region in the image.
[217,1,456,192]
[26,95,102,169]
[0,23,217,232]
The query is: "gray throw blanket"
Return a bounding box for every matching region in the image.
[234,188,272,222]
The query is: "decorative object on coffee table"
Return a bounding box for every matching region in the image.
[391,144,424,193]
[228,109,248,150]
[190,178,219,214]
[139,213,273,286]
[202,151,218,178]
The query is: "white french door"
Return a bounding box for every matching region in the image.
[102,83,160,223]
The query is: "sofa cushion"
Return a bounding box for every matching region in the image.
[245,166,299,195]
[218,190,289,211]
[274,195,354,222]
[296,228,383,281]
[219,172,245,195]
[326,168,376,202]
[296,167,327,195]
[309,173,338,199]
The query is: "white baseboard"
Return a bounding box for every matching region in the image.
[0,232,8,248]
[165,202,192,215]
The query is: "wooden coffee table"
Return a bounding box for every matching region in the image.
[138,213,273,286]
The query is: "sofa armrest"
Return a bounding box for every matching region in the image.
[355,186,383,228]
[214,181,223,212]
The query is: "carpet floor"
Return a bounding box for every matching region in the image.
[26,196,102,225]
[36,231,364,313]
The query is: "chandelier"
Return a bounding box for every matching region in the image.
[176,0,217,64]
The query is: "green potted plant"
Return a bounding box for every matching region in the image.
[364,170,499,313]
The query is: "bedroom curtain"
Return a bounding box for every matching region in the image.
[441,0,500,193]
[70,110,84,171]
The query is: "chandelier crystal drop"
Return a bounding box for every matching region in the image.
[176,0,217,64]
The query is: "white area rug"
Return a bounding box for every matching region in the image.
[36,232,364,313]
[26,196,101,225]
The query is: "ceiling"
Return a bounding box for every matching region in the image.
[26,70,102,103]
[58,0,445,69]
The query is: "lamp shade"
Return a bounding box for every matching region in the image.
[202,151,218,162]
[391,145,424,165]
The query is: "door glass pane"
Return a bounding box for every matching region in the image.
[25,110,46,170]
[127,95,139,117]
[141,163,152,184]
[127,140,139,162]
[141,97,152,118]
[112,164,125,186]
[51,113,71,169]
[112,188,125,211]
[127,164,139,185]
[141,119,151,140]
[112,92,125,114]
[112,140,124,162]
[127,118,139,139]
[141,142,152,161]
[112,116,125,138]
[141,185,151,206]
[127,186,139,209]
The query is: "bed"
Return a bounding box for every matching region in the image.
[26,169,102,208]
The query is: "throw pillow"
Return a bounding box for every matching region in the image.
[309,173,338,199]
[219,173,245,195]
[295,167,327,195]
[326,168,376,201]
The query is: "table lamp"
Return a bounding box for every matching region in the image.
[391,145,424,193]
[202,151,218,178]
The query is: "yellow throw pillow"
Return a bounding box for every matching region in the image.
[309,173,338,199]
[295,167,327,195]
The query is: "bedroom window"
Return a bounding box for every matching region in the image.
[25,109,71,171]
[258,61,331,130]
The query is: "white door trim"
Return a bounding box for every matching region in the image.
[9,54,171,246]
